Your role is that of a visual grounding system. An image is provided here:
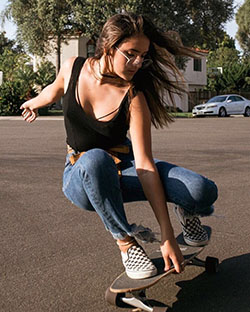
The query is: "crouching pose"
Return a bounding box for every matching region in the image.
[21,12,218,279]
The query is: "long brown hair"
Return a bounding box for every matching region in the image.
[90,12,199,128]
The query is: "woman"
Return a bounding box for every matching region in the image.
[21,12,218,280]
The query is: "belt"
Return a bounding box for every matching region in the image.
[67,144,130,176]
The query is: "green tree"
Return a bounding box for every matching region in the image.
[207,35,240,69]
[0,31,23,54]
[0,31,15,54]
[3,0,234,72]
[205,34,249,92]
[236,0,250,56]
[4,0,77,74]
[69,0,234,49]
[183,0,234,50]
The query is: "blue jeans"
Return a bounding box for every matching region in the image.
[62,141,218,240]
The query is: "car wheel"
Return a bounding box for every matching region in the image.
[244,106,250,117]
[218,107,227,117]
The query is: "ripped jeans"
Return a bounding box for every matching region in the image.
[62,142,218,240]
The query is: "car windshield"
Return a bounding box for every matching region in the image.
[207,96,227,103]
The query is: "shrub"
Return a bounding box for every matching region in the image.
[0,80,36,116]
[0,53,55,116]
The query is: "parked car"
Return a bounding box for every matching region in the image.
[192,94,250,117]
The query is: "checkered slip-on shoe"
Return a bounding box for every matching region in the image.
[174,205,209,247]
[121,244,157,279]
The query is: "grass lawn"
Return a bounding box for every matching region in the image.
[172,112,193,118]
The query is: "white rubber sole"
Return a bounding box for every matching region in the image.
[184,236,209,247]
[126,267,158,280]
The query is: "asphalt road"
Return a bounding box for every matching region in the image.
[1,116,250,312]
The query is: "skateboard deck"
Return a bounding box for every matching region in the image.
[106,228,219,311]
[110,243,203,293]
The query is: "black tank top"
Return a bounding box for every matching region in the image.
[63,57,131,152]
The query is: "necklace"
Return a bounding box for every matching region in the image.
[98,60,116,78]
[97,60,129,86]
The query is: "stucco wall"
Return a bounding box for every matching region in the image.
[184,56,207,89]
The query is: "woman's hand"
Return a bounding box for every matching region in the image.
[20,101,38,123]
[160,235,184,274]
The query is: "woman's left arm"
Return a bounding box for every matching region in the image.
[129,91,184,273]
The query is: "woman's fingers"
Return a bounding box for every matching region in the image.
[163,255,183,273]
[21,107,37,123]
[172,257,183,273]
[161,238,185,274]
[163,256,172,272]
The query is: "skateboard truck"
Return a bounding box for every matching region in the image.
[190,256,219,273]
[121,290,155,312]
[105,288,168,312]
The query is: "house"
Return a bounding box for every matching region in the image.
[41,37,208,112]
[184,49,208,92]
[174,49,208,111]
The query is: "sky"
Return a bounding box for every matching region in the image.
[0,0,245,50]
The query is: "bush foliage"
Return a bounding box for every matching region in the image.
[0,45,55,116]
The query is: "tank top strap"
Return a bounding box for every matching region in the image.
[67,57,86,92]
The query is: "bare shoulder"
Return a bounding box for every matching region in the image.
[59,57,78,92]
[61,57,77,75]
[130,90,149,112]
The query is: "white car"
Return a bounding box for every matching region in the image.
[192,94,250,117]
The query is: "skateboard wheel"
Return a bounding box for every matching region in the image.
[205,256,219,274]
[153,307,168,312]
[105,287,126,307]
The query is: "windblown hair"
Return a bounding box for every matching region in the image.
[91,12,199,128]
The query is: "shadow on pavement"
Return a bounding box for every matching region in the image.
[169,253,250,312]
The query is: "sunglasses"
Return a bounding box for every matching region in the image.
[115,47,152,69]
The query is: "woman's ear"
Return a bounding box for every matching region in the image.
[107,47,115,56]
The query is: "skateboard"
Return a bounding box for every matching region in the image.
[105,230,219,312]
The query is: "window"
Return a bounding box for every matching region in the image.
[234,96,243,102]
[193,58,202,72]
[228,96,235,102]
[87,39,95,57]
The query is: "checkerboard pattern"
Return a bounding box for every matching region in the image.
[182,217,208,243]
[122,245,157,279]
[174,205,209,246]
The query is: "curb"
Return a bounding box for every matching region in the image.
[0,116,64,121]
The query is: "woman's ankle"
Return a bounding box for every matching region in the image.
[117,236,136,253]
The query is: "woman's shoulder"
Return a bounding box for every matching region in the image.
[62,56,87,71]
[61,56,89,81]
[128,88,149,115]
[130,88,146,103]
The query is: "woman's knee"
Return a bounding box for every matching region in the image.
[156,161,218,213]
[169,166,218,205]
[78,148,117,176]
[194,177,218,207]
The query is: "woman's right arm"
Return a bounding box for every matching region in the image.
[21,57,76,123]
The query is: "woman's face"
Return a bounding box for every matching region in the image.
[111,34,150,81]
